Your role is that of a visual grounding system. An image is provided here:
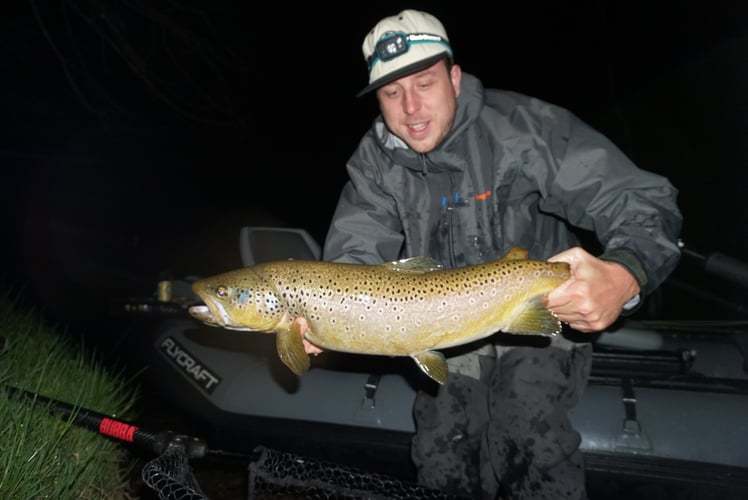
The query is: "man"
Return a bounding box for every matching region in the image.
[318,9,682,500]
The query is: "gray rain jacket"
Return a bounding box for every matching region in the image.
[323,73,682,296]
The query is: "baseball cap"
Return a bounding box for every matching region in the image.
[357,9,453,97]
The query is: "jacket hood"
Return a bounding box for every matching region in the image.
[371,72,485,173]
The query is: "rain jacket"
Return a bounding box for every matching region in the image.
[323,73,682,296]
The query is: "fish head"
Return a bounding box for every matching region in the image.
[188,267,284,332]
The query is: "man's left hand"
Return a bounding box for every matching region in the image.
[546,247,640,333]
[295,316,324,355]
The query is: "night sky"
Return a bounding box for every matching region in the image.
[1,0,747,320]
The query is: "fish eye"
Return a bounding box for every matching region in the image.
[216,286,228,298]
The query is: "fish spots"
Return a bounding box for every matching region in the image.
[383,323,408,335]
[263,292,283,313]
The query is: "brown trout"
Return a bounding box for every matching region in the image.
[188,248,570,384]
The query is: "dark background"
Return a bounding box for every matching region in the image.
[1,0,747,319]
[1,2,747,498]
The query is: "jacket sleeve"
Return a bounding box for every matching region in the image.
[322,138,405,265]
[537,108,683,296]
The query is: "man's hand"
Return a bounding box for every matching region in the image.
[294,316,324,355]
[546,247,640,333]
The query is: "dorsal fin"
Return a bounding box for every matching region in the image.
[381,256,444,274]
[501,247,529,260]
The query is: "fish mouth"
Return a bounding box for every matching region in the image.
[188,301,253,331]
[188,300,229,327]
[188,304,217,324]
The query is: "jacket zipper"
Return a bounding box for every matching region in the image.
[446,169,457,268]
[421,154,458,268]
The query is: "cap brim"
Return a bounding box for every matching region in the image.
[356,53,450,98]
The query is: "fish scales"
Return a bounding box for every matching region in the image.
[188,249,570,384]
[256,260,560,353]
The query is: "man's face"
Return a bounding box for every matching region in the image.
[376,60,462,154]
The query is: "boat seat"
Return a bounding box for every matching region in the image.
[239,226,321,267]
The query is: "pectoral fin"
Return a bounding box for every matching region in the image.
[276,322,310,376]
[412,350,448,385]
[508,295,563,335]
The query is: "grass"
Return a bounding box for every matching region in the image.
[0,290,140,499]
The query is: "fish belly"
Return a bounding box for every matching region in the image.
[299,289,510,356]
